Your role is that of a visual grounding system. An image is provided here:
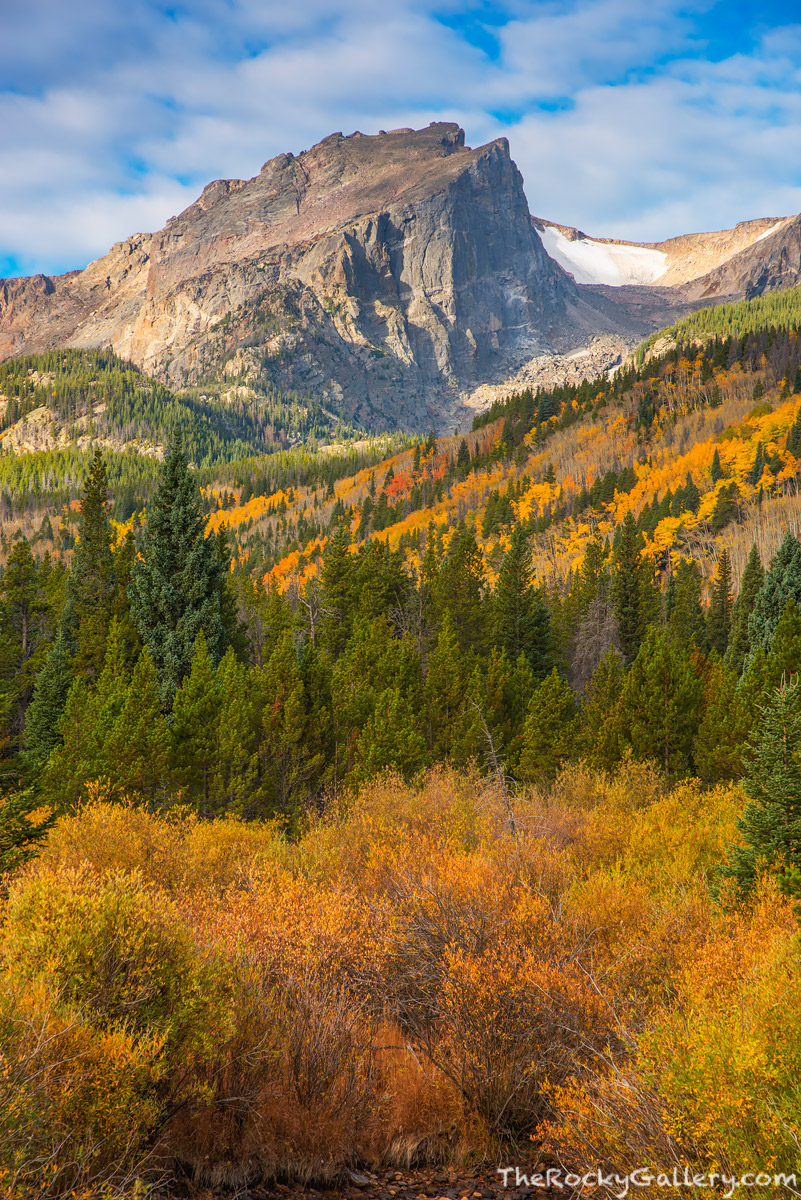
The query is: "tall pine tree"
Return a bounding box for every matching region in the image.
[748,532,801,657]
[707,549,733,657]
[492,524,553,679]
[128,437,226,707]
[718,678,801,896]
[66,449,117,682]
[725,544,764,675]
[611,512,659,665]
[618,626,703,776]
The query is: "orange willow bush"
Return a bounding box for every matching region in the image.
[542,885,801,1192]
[0,764,770,1196]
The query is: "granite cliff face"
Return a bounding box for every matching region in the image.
[0,124,577,430]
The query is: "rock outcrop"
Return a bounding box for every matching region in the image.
[676,215,801,300]
[0,124,577,430]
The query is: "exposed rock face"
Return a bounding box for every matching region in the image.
[677,215,801,300]
[0,124,576,430]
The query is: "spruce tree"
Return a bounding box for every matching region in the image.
[570,534,617,689]
[683,472,701,514]
[474,649,514,768]
[710,449,724,484]
[353,539,410,623]
[423,612,469,761]
[0,787,56,873]
[435,524,487,655]
[320,526,354,655]
[748,532,801,657]
[456,437,471,476]
[36,620,129,810]
[214,525,249,661]
[619,626,703,776]
[786,409,801,458]
[110,529,142,667]
[719,678,801,896]
[725,544,764,674]
[764,599,801,690]
[611,512,659,665]
[170,632,222,811]
[693,656,748,782]
[667,558,707,650]
[492,525,553,679]
[578,648,625,771]
[351,686,428,789]
[519,669,579,782]
[710,481,739,532]
[707,549,733,657]
[24,454,120,761]
[0,538,49,745]
[212,649,260,815]
[749,442,764,486]
[258,631,310,816]
[24,628,73,766]
[128,437,226,707]
[104,648,171,803]
[66,449,118,682]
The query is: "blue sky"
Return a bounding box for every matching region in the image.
[2,0,801,276]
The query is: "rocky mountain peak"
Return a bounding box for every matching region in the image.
[0,123,575,430]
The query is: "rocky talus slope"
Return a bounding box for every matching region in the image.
[0,124,579,431]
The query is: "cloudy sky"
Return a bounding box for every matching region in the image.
[2,0,801,277]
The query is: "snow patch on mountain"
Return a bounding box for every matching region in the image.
[538,225,667,286]
[754,220,787,244]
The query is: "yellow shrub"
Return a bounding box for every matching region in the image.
[38,797,283,895]
[543,885,801,1190]
[3,763,789,1194]
[0,978,166,1198]
[622,779,743,886]
[3,862,234,1064]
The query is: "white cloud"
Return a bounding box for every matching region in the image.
[2,0,801,273]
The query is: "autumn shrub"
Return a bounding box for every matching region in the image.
[0,761,783,1195]
[550,755,665,814]
[38,793,283,894]
[512,756,667,879]
[0,862,237,1197]
[2,863,234,1059]
[565,870,713,1017]
[432,932,609,1139]
[163,960,382,1190]
[640,886,801,1178]
[366,850,614,1139]
[0,857,385,1194]
[0,976,166,1199]
[374,1021,465,1166]
[294,765,499,887]
[620,779,743,886]
[543,884,801,1193]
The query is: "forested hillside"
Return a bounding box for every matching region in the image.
[4,291,801,830]
[4,291,801,1197]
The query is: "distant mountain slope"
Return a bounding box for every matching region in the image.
[0,125,578,433]
[217,318,801,605]
[678,215,801,300]
[534,215,796,295]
